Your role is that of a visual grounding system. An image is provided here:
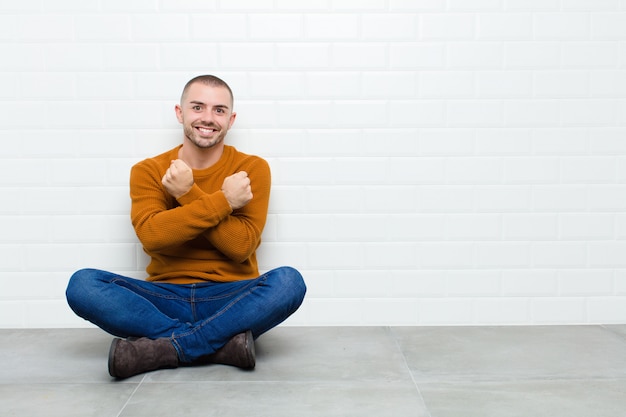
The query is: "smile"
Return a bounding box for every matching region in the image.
[196,126,217,135]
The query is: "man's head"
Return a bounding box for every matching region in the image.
[176,75,236,151]
[180,75,234,108]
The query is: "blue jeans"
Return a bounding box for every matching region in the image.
[66,267,306,363]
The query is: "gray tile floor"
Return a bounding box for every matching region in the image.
[1,325,626,416]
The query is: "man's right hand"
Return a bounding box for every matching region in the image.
[221,171,253,210]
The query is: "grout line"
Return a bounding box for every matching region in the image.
[114,376,146,417]
[386,326,434,417]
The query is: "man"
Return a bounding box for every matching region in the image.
[66,75,306,379]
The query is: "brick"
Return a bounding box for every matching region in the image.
[418,242,473,268]
[191,14,247,40]
[387,157,446,184]
[473,298,530,324]
[249,14,303,40]
[560,100,619,126]
[587,297,626,323]
[475,128,532,155]
[504,157,560,184]
[590,70,626,97]
[75,14,131,41]
[532,128,588,155]
[103,44,159,70]
[447,100,504,127]
[17,14,74,41]
[447,42,503,68]
[363,185,418,213]
[418,128,474,156]
[44,44,102,71]
[419,71,474,98]
[131,14,190,41]
[444,214,501,240]
[389,0,446,11]
[305,14,359,39]
[420,13,475,40]
[361,13,417,40]
[533,70,589,98]
[591,12,626,38]
[561,156,617,183]
[333,156,388,184]
[531,298,586,324]
[505,42,560,68]
[333,100,389,128]
[589,242,626,267]
[0,45,44,71]
[503,214,558,240]
[561,42,619,68]
[418,299,473,325]
[559,270,613,295]
[389,100,446,127]
[474,186,531,212]
[386,214,445,240]
[362,72,417,98]
[20,73,75,99]
[476,71,532,98]
[77,73,133,99]
[276,43,330,68]
[560,213,614,240]
[390,42,446,69]
[477,13,533,40]
[504,100,560,127]
[533,13,590,39]
[532,242,587,267]
[332,42,387,68]
[532,186,587,211]
[418,186,473,212]
[475,242,530,267]
[502,270,558,296]
[445,157,504,184]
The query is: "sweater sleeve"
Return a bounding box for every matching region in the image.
[201,158,271,263]
[130,159,232,253]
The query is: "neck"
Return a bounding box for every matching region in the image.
[178,142,225,170]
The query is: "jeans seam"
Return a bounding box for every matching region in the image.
[172,274,268,362]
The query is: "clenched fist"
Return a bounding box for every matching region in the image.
[162,159,194,199]
[221,171,252,210]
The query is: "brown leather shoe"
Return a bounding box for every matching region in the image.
[207,330,255,369]
[108,337,179,379]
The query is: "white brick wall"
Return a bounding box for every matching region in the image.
[2,1,626,328]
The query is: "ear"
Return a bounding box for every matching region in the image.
[175,104,183,124]
[228,112,237,129]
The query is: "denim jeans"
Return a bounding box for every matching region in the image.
[66,266,306,363]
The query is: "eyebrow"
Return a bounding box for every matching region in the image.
[189,100,230,110]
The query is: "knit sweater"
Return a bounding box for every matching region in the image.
[130,145,271,284]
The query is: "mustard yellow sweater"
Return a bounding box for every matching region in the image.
[130,145,270,283]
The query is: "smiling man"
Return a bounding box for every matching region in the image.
[66,75,306,379]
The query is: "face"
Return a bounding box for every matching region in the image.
[175,82,236,151]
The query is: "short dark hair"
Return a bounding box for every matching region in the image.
[180,75,234,107]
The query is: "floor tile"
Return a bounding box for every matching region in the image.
[419,379,626,417]
[120,381,429,417]
[392,325,626,382]
[0,383,137,417]
[0,328,116,383]
[147,327,412,383]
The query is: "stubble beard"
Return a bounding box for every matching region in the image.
[183,123,226,150]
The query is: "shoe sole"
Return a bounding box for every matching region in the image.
[244,330,256,369]
[108,338,121,377]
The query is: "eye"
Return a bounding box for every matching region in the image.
[192,105,202,111]
[215,108,225,114]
